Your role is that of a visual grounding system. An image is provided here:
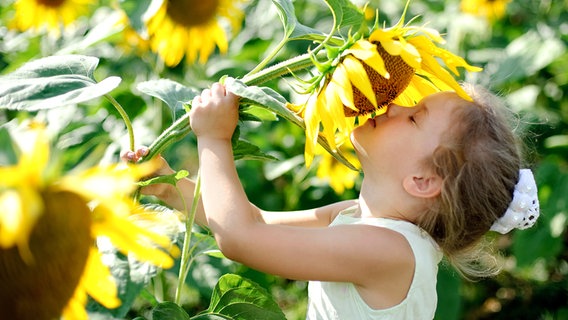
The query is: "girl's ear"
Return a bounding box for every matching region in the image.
[402,173,442,199]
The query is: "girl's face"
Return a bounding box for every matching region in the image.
[351,92,463,178]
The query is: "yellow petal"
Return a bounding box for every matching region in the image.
[331,64,356,111]
[92,206,177,268]
[345,40,389,78]
[62,288,88,320]
[342,56,377,108]
[303,93,321,167]
[82,248,121,308]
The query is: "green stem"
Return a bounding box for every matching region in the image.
[105,94,135,151]
[174,172,201,305]
[242,52,324,86]
[246,37,289,76]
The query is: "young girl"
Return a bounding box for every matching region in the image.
[124,83,539,319]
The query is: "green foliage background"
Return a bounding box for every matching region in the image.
[1,0,567,319]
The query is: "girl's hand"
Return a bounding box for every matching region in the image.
[189,82,239,141]
[121,146,175,198]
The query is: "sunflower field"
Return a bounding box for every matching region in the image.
[0,0,567,319]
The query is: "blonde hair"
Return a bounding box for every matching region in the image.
[417,84,522,279]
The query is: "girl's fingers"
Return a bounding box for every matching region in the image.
[136,146,149,157]
[121,150,137,162]
[211,82,226,95]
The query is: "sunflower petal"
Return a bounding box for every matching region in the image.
[342,56,377,108]
[345,40,389,78]
[82,248,121,308]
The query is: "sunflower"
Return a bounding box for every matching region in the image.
[144,0,246,67]
[461,0,511,21]
[0,124,179,320]
[9,0,95,34]
[300,3,482,166]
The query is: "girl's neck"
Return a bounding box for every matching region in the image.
[358,179,417,223]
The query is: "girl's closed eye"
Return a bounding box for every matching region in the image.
[409,114,417,124]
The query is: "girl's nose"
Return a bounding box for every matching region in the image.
[386,103,402,117]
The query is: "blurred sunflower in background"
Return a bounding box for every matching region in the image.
[300,2,482,166]
[0,124,179,320]
[143,0,246,67]
[9,0,95,35]
[316,141,360,195]
[461,0,511,21]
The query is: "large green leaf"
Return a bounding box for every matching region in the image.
[226,77,301,127]
[137,79,199,119]
[200,274,285,320]
[153,302,191,320]
[0,55,121,111]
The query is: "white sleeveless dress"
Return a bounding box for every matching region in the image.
[306,207,443,320]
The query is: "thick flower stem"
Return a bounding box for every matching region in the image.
[242,52,323,86]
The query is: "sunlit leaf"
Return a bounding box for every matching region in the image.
[0,55,121,111]
[226,77,301,127]
[138,170,189,187]
[137,79,198,119]
[203,274,286,320]
[153,301,190,320]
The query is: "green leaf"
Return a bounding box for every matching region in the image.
[191,314,232,320]
[138,169,190,187]
[203,274,286,320]
[233,139,278,161]
[271,0,327,42]
[226,77,302,128]
[0,127,18,166]
[0,55,121,110]
[137,79,198,119]
[323,0,365,30]
[153,301,190,320]
[241,105,278,122]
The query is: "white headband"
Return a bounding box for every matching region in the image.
[490,169,540,234]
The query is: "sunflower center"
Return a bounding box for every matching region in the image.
[166,0,220,27]
[36,0,66,7]
[344,43,415,117]
[0,190,92,319]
